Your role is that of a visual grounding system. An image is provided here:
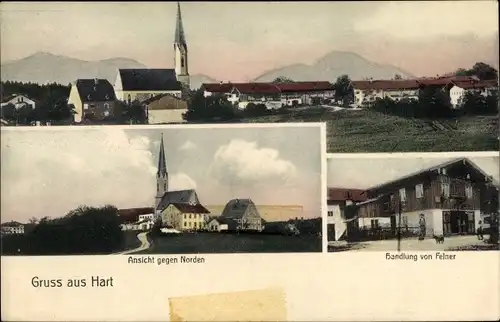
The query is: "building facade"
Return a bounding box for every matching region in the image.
[351,80,420,107]
[0,221,25,235]
[1,94,37,110]
[326,188,366,241]
[68,78,117,123]
[448,80,498,108]
[160,203,210,231]
[220,199,263,232]
[349,158,498,237]
[142,94,188,124]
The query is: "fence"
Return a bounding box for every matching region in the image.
[346,225,422,242]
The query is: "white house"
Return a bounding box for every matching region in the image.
[351,79,420,107]
[1,94,37,110]
[327,188,367,241]
[1,221,25,235]
[448,80,498,108]
[207,217,230,232]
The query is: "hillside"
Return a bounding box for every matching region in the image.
[254,50,415,82]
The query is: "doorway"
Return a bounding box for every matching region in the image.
[445,211,475,235]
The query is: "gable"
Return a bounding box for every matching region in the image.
[76,79,116,102]
[157,189,200,212]
[119,69,181,91]
[243,203,261,219]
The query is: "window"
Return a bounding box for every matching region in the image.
[328,211,333,217]
[415,184,424,199]
[163,183,166,191]
[399,188,406,202]
[181,57,185,68]
[465,185,473,199]
[441,183,450,197]
[443,212,451,235]
[370,219,379,229]
[189,214,192,219]
[83,104,89,110]
[184,222,186,227]
[127,94,131,103]
[467,212,475,233]
[104,103,109,109]
[104,111,110,117]
[183,214,186,219]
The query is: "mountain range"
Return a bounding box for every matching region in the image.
[2,51,417,88]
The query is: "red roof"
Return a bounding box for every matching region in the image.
[328,188,367,202]
[202,83,234,93]
[171,203,210,214]
[275,81,334,92]
[417,75,480,87]
[232,83,281,94]
[452,79,498,89]
[351,80,420,91]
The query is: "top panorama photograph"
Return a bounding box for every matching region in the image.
[1,1,499,152]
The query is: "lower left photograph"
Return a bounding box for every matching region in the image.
[1,123,325,255]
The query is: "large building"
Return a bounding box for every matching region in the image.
[114,3,190,102]
[68,78,117,123]
[153,134,211,230]
[218,198,264,232]
[339,158,499,240]
[201,81,335,109]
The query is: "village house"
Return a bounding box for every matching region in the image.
[118,207,155,231]
[346,158,498,238]
[0,221,25,235]
[327,188,366,242]
[448,79,498,108]
[201,81,335,109]
[351,79,420,107]
[67,78,117,123]
[219,198,264,232]
[160,203,211,231]
[206,216,231,232]
[142,93,188,124]
[1,94,37,110]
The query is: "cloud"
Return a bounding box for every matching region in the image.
[208,139,297,186]
[170,173,197,190]
[179,140,197,151]
[1,128,157,222]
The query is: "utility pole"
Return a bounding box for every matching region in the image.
[397,198,402,252]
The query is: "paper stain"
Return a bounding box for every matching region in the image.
[169,287,287,322]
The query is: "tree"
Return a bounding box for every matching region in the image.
[1,103,17,122]
[333,75,353,106]
[244,103,268,117]
[470,62,498,80]
[184,89,238,121]
[417,87,453,118]
[271,76,295,84]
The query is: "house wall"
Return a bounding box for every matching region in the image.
[119,91,182,103]
[1,96,36,110]
[357,217,392,229]
[148,109,186,124]
[82,100,116,121]
[327,203,348,241]
[449,86,466,108]
[67,85,83,123]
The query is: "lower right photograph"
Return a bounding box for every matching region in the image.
[326,152,499,252]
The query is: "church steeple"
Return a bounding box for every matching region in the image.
[174,2,187,48]
[155,133,169,213]
[174,2,190,89]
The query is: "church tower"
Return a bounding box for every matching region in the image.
[174,2,190,90]
[155,134,169,214]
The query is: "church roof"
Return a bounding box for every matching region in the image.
[170,203,210,214]
[157,189,198,212]
[118,69,181,91]
[75,79,116,102]
[175,2,187,47]
[220,198,256,219]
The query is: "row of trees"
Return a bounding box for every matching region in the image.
[2,206,125,255]
[455,62,498,81]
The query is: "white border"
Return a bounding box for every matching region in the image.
[327,151,499,159]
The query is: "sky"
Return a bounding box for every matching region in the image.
[0,125,323,223]
[327,154,500,189]
[1,1,498,81]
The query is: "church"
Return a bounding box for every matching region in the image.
[114,2,190,103]
[153,134,211,231]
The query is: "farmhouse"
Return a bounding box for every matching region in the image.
[219,198,264,232]
[351,79,420,107]
[68,78,117,123]
[345,158,498,239]
[448,79,498,108]
[0,221,25,235]
[142,93,188,124]
[118,207,155,231]
[1,94,37,110]
[201,81,335,109]
[160,203,211,231]
[326,188,366,241]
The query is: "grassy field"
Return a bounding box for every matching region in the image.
[137,232,322,254]
[240,107,499,153]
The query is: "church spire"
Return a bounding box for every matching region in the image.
[174,2,187,47]
[157,134,167,177]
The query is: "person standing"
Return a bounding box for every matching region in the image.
[418,214,426,241]
[477,220,484,241]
